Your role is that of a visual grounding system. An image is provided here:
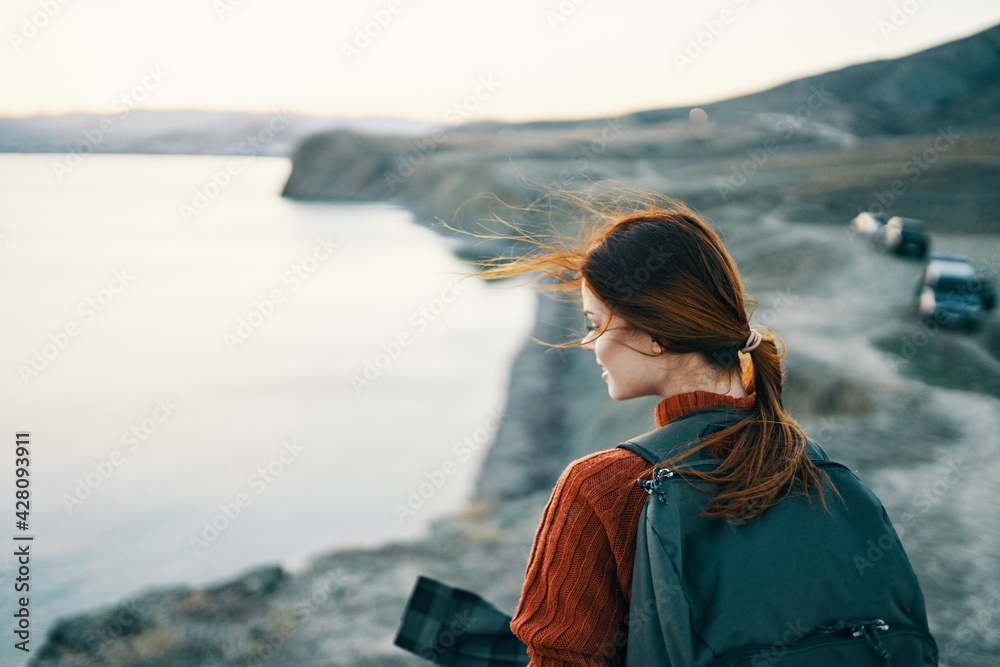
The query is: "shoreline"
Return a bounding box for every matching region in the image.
[15,165,536,667]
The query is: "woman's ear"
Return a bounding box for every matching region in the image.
[641,333,663,356]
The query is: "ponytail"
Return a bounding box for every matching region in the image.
[662,334,831,523]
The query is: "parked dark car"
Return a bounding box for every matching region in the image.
[882,216,930,258]
[914,255,994,330]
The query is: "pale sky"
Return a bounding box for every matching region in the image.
[3,0,999,123]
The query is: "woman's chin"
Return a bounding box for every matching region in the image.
[604,376,644,401]
[606,383,651,402]
[606,385,629,401]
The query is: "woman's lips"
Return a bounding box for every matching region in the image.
[601,369,608,381]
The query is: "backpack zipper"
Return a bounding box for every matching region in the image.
[846,619,891,663]
[812,618,891,663]
[713,620,936,666]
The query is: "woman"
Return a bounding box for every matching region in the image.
[471,197,930,665]
[459,199,813,664]
[395,196,932,666]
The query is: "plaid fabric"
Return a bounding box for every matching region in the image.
[394,575,530,666]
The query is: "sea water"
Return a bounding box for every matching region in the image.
[0,153,535,660]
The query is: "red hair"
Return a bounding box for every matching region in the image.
[457,191,828,522]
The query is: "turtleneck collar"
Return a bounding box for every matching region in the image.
[654,390,756,428]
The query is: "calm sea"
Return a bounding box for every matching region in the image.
[0,153,534,661]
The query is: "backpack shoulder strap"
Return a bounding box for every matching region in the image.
[618,405,833,466]
[617,405,749,465]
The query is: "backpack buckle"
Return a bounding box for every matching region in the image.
[639,466,675,504]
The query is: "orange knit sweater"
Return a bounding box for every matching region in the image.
[510,390,757,666]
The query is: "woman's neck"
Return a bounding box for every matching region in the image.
[656,357,750,402]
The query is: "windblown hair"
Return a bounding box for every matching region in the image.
[460,190,828,522]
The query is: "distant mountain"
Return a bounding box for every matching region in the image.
[652,21,1000,136]
[0,110,439,155]
[464,22,1000,137]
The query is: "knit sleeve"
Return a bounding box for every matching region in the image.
[510,452,642,666]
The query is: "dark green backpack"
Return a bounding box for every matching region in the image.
[618,406,938,666]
